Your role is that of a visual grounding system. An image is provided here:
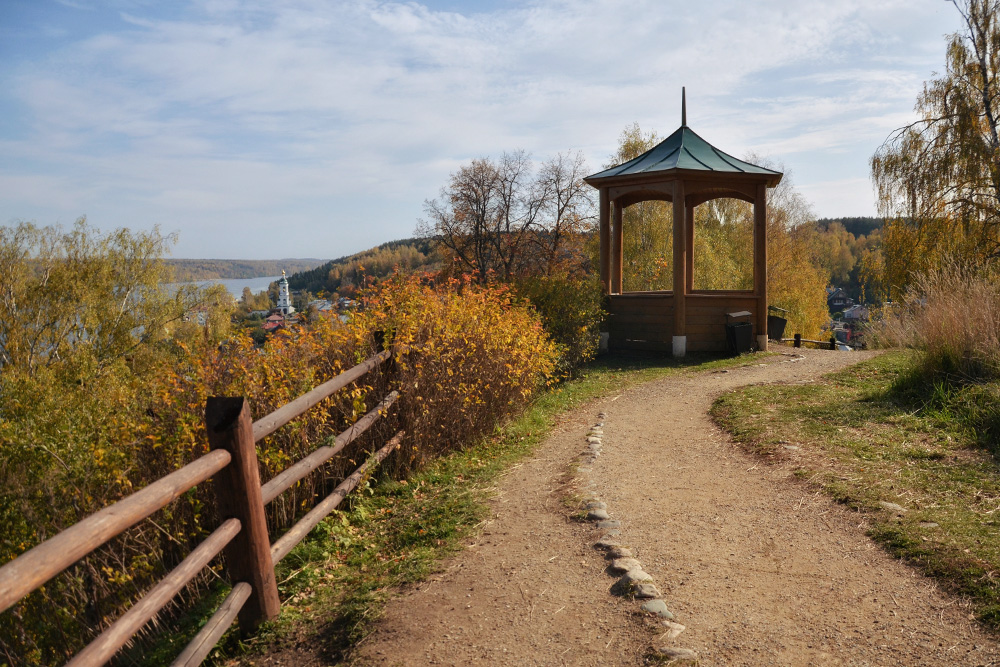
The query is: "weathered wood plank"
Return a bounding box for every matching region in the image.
[252,350,391,442]
[607,327,672,340]
[607,316,673,329]
[0,448,231,614]
[66,518,241,667]
[207,397,280,633]
[169,582,251,667]
[687,291,756,299]
[688,339,729,352]
[609,289,673,298]
[754,183,768,336]
[261,391,398,505]
[607,312,674,324]
[612,201,623,294]
[609,339,673,352]
[673,179,686,336]
[682,324,728,337]
[270,431,404,564]
[685,203,694,293]
[608,293,674,303]
[685,306,757,318]
[600,187,610,294]
[606,305,672,316]
[685,318,736,329]
[697,301,753,311]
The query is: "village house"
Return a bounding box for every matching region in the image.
[827,287,853,311]
[843,304,868,322]
[262,313,287,333]
[306,299,336,315]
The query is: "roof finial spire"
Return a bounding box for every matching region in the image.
[682,86,687,127]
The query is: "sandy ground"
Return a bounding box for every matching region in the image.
[340,348,1000,666]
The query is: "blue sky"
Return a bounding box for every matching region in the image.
[0,0,965,259]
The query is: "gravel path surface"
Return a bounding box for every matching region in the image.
[350,348,1000,666]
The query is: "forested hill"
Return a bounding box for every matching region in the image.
[806,217,885,303]
[814,217,883,238]
[287,238,438,296]
[165,258,326,281]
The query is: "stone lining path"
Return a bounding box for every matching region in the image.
[577,413,692,661]
[346,348,1000,666]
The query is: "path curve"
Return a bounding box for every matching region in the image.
[351,349,1000,666]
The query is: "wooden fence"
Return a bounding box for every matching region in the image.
[783,333,839,350]
[0,348,402,666]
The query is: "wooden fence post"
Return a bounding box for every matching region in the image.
[794,333,801,348]
[205,397,281,633]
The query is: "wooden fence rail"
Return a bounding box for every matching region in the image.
[783,333,839,350]
[0,348,402,666]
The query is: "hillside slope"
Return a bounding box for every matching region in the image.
[166,258,325,281]
[287,238,438,295]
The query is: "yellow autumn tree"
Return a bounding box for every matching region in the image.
[868,0,1000,300]
[693,197,753,290]
[607,123,675,291]
[760,164,831,339]
[693,163,828,338]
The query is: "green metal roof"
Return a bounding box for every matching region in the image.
[585,125,782,185]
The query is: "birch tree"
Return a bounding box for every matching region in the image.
[869,0,1000,298]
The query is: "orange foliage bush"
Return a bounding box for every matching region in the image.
[1,273,556,665]
[352,274,558,471]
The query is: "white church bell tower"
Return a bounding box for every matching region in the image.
[277,270,295,315]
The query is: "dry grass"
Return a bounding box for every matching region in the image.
[870,261,1000,381]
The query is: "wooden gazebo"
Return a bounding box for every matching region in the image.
[585,96,783,356]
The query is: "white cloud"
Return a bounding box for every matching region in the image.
[0,0,967,257]
[798,177,877,220]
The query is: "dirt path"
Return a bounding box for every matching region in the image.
[350,349,1000,666]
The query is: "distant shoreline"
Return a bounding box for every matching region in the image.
[165,275,283,300]
[165,258,325,282]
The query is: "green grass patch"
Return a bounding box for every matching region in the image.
[711,350,1000,628]
[154,351,764,666]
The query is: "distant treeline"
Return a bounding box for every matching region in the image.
[287,238,438,296]
[814,216,883,238]
[284,218,887,302]
[166,258,326,282]
[807,217,885,303]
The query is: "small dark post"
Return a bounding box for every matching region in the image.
[794,333,801,348]
[206,397,280,633]
[830,336,837,350]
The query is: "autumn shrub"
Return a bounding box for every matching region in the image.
[870,261,1000,380]
[0,318,388,665]
[348,273,559,472]
[0,272,556,665]
[513,273,605,377]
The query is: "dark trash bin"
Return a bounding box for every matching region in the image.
[767,305,788,341]
[725,310,754,355]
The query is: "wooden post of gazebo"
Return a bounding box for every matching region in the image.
[584,91,783,356]
[599,187,611,293]
[672,179,686,356]
[611,201,623,294]
[754,183,768,352]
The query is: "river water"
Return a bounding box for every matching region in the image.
[165,275,282,300]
